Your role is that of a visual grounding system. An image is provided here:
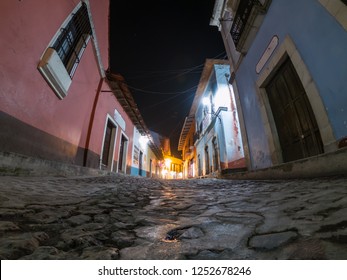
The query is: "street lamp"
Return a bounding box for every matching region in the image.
[139,135,149,148]
[165,158,172,168]
[202,97,210,106]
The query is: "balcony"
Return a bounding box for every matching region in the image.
[229,0,271,53]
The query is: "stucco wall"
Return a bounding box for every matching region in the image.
[235,0,347,169]
[0,0,128,168]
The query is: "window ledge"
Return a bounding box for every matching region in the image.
[38,47,72,99]
[232,0,272,54]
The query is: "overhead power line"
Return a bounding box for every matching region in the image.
[126,84,198,95]
[121,51,227,94]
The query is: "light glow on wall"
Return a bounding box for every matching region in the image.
[213,85,231,110]
[164,158,172,168]
[139,135,149,149]
[202,97,210,106]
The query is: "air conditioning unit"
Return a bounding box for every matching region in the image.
[38,47,72,99]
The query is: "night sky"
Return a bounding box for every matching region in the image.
[109,0,225,157]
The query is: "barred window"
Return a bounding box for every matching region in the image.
[53,3,92,77]
[230,0,258,47]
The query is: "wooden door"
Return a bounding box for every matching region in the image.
[266,58,323,162]
[102,121,113,166]
[102,120,117,170]
[118,135,127,173]
[139,151,143,176]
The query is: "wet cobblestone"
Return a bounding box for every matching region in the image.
[0,174,346,259]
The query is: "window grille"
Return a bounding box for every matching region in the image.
[230,0,259,47]
[53,3,92,77]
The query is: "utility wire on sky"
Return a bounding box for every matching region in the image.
[126,84,198,95]
[141,87,195,111]
[146,93,194,136]
[122,51,227,95]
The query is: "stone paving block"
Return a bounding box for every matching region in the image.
[0,221,20,231]
[0,174,346,259]
[249,231,298,250]
[179,226,204,239]
[79,246,119,260]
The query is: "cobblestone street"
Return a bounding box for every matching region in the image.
[0,174,346,260]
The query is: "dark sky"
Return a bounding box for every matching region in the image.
[109,0,225,157]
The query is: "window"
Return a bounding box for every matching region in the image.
[230,0,257,47]
[38,3,92,99]
[53,3,92,77]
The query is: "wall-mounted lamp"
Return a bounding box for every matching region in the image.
[139,135,149,148]
[202,97,210,106]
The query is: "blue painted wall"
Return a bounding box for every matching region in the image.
[130,167,145,177]
[236,0,347,169]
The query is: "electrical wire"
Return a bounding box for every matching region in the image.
[126,84,198,95]
[122,51,227,94]
[142,95,194,141]
[133,50,226,87]
[141,89,193,111]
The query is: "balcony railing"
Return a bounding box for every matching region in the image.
[230,0,260,48]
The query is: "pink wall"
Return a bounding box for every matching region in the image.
[0,0,98,145]
[90,81,135,168]
[0,0,136,168]
[89,0,109,71]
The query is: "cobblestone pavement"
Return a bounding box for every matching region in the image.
[0,174,346,260]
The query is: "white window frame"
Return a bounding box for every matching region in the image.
[37,1,92,99]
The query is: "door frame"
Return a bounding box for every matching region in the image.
[265,57,323,162]
[212,136,220,172]
[256,35,335,164]
[100,115,118,171]
[117,132,128,174]
[138,150,143,176]
[204,145,210,175]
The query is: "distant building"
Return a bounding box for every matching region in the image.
[0,0,162,176]
[107,74,163,177]
[178,115,196,178]
[211,0,347,176]
[151,131,182,179]
[179,59,246,178]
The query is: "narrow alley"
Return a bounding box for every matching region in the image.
[1,174,346,260]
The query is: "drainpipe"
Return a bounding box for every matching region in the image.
[82,1,105,168]
[83,77,104,167]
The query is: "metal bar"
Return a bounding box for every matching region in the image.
[230,0,259,47]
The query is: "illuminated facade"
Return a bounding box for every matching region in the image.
[0,0,162,176]
[178,116,196,178]
[179,59,246,178]
[150,131,182,179]
[211,0,347,176]
[161,156,183,179]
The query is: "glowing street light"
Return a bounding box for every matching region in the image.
[139,135,149,149]
[202,97,210,106]
[164,158,172,168]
